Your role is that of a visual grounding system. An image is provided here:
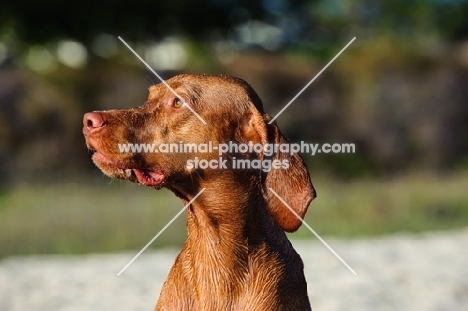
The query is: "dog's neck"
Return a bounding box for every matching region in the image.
[170,171,284,298]
[176,170,274,241]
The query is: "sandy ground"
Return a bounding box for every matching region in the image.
[1,229,467,311]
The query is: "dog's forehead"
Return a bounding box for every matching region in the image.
[146,74,264,113]
[147,84,166,99]
[148,75,248,96]
[146,77,197,100]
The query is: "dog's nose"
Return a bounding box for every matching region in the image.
[83,112,105,134]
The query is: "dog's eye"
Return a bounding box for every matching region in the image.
[173,98,183,108]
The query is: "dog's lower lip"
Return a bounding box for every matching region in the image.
[92,151,111,163]
[92,153,164,185]
[92,152,126,170]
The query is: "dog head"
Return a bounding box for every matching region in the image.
[83,74,315,231]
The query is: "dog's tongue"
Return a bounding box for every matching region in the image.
[133,169,165,187]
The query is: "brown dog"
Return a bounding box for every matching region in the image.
[83,74,315,310]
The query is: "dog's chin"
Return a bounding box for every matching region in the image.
[92,152,166,188]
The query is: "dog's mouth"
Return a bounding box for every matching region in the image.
[91,151,166,188]
[132,168,165,187]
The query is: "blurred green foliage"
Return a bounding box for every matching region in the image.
[1,173,468,258]
[0,0,467,256]
[0,182,187,257]
[1,0,468,44]
[0,0,467,180]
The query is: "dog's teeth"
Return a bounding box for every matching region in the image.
[125,169,132,177]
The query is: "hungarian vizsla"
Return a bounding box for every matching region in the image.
[83,74,316,310]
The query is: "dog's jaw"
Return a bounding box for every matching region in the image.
[91,151,166,188]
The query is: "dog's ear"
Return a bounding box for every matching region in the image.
[240,109,316,232]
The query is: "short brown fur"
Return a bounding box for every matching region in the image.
[83,74,316,310]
